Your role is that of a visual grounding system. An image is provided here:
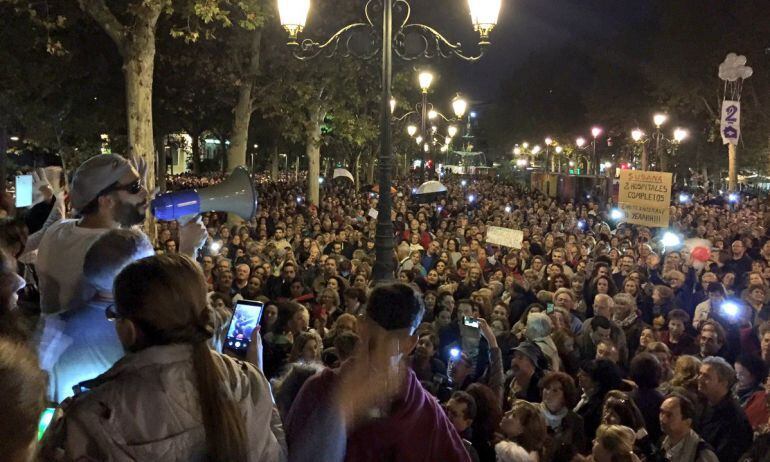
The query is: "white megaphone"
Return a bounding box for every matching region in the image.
[151,166,258,222]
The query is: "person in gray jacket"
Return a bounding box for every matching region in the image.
[40,254,287,462]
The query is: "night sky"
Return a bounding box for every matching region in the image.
[406,0,652,107]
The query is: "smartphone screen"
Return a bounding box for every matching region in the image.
[38,407,56,440]
[546,303,555,314]
[225,300,264,354]
[463,316,480,329]
[15,174,33,208]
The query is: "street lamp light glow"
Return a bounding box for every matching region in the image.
[673,128,688,143]
[531,145,541,154]
[389,97,396,114]
[576,137,586,148]
[522,142,529,149]
[513,147,522,155]
[440,145,448,152]
[418,71,434,92]
[448,125,458,138]
[505,205,511,213]
[423,143,430,152]
[468,0,502,41]
[445,136,452,145]
[544,137,553,146]
[555,146,563,154]
[604,162,612,169]
[415,135,423,145]
[591,127,602,138]
[653,113,668,128]
[407,125,417,137]
[428,109,438,120]
[452,94,468,118]
[631,129,644,142]
[278,0,310,40]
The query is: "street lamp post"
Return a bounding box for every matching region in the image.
[591,127,602,176]
[278,0,499,282]
[631,116,687,172]
[419,71,432,181]
[544,137,553,173]
[653,113,668,171]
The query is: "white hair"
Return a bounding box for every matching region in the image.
[495,441,535,462]
[525,312,553,341]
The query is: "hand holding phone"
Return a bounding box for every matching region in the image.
[225,300,264,355]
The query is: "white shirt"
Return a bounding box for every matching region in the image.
[37,219,108,314]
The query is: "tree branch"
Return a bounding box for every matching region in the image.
[77,0,127,53]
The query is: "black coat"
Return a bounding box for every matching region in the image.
[697,394,754,462]
[545,410,588,456]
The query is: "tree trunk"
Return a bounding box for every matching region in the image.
[190,129,202,174]
[156,134,167,192]
[271,146,279,179]
[227,29,262,172]
[0,126,6,194]
[306,107,323,206]
[354,152,361,187]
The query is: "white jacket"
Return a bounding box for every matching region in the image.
[41,344,287,462]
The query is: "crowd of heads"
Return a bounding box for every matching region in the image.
[1,163,770,461]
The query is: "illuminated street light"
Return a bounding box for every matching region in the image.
[513,146,522,155]
[653,113,668,128]
[407,125,418,137]
[544,137,553,146]
[531,145,541,154]
[277,0,311,41]
[419,71,434,92]
[555,146,563,154]
[428,109,438,120]
[576,137,586,148]
[673,128,688,143]
[631,129,645,142]
[389,97,396,114]
[416,135,423,144]
[423,143,430,152]
[522,142,529,149]
[452,94,468,118]
[591,127,602,138]
[447,125,458,138]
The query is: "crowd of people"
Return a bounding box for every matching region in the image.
[1,152,770,461]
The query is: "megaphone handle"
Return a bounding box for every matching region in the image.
[177,214,197,226]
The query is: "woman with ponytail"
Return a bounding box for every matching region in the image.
[40,254,287,461]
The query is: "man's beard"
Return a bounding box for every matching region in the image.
[114,199,146,227]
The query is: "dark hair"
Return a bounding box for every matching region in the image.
[366,283,424,332]
[0,339,46,461]
[540,371,580,408]
[630,353,661,389]
[466,383,503,446]
[450,390,478,421]
[707,282,726,296]
[735,353,769,386]
[333,331,359,362]
[602,390,645,430]
[591,315,612,330]
[666,393,696,422]
[667,308,690,324]
[272,362,325,419]
[343,287,367,305]
[580,359,624,396]
[273,301,308,335]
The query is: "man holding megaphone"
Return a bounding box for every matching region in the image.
[37,154,209,317]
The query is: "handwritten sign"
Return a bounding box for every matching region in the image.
[720,100,740,146]
[486,226,523,249]
[618,170,673,228]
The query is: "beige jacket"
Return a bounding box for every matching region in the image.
[40,344,287,462]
